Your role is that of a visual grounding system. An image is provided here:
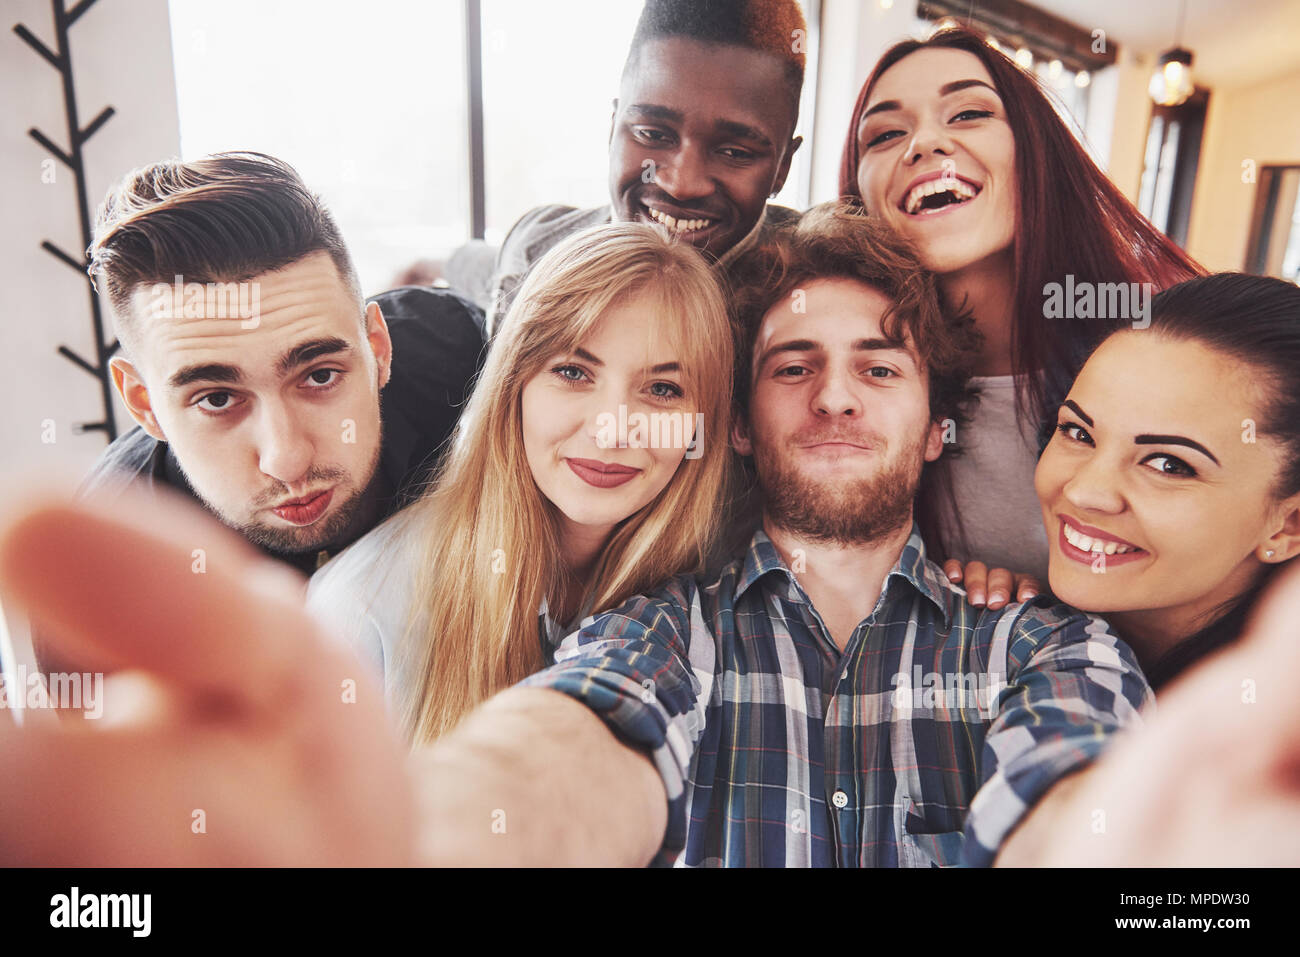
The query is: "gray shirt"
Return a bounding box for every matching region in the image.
[485,202,801,339]
[937,375,1051,584]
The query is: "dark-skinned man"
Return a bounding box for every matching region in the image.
[484,0,808,337]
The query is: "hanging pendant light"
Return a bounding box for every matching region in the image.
[1149,0,1196,106]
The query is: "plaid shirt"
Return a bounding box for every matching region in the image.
[521,525,1152,867]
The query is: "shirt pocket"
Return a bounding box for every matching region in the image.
[897,794,968,868]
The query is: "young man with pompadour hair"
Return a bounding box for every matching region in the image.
[82,151,485,578]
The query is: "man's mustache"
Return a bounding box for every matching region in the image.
[251,465,349,508]
[784,428,882,449]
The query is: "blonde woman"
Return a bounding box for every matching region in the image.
[308,222,735,744]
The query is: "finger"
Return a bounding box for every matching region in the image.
[0,704,261,865]
[985,568,1014,609]
[1015,574,1042,601]
[964,561,988,606]
[0,480,312,709]
[943,559,963,584]
[94,671,185,729]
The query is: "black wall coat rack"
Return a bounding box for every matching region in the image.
[14,0,119,442]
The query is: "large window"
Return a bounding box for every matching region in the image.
[170,0,819,293]
[169,0,470,295]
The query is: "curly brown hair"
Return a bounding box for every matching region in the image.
[725,201,979,429]
[722,202,982,558]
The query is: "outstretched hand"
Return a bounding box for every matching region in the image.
[998,558,1300,866]
[0,481,413,866]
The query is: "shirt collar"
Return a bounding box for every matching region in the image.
[733,523,952,626]
[715,205,769,268]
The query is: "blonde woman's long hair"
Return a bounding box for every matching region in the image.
[398,223,735,744]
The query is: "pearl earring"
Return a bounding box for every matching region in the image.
[1265,550,1276,558]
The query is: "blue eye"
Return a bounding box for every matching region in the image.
[648,381,684,400]
[551,364,589,385]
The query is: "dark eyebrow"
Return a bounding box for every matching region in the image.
[647,361,681,375]
[940,79,998,97]
[854,337,910,355]
[573,347,603,367]
[1135,434,1221,466]
[1063,399,1093,426]
[626,103,683,124]
[274,337,351,377]
[755,337,909,372]
[861,99,901,121]
[715,119,772,148]
[169,363,242,390]
[755,338,818,372]
[1064,400,1220,465]
[861,78,1000,122]
[626,104,771,148]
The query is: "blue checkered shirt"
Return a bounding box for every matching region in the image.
[521,524,1152,866]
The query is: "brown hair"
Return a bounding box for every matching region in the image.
[88,151,361,354]
[727,201,978,427]
[725,201,980,552]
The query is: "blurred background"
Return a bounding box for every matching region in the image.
[4,0,1300,478]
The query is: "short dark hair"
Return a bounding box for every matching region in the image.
[88,151,361,354]
[726,202,978,429]
[623,0,806,130]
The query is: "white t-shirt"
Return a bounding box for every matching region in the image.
[306,507,585,712]
[936,374,1050,584]
[306,508,426,707]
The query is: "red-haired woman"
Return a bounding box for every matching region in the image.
[839,26,1202,600]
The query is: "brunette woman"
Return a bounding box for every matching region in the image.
[1035,272,1300,690]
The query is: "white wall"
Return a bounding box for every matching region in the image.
[808,0,929,204]
[1,0,180,478]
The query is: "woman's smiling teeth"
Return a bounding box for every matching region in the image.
[1063,522,1139,555]
[646,207,714,233]
[902,178,980,215]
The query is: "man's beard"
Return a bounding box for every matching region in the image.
[753,426,925,546]
[234,467,369,554]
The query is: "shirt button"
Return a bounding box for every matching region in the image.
[831,789,849,809]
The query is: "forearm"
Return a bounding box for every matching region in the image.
[409,687,667,866]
